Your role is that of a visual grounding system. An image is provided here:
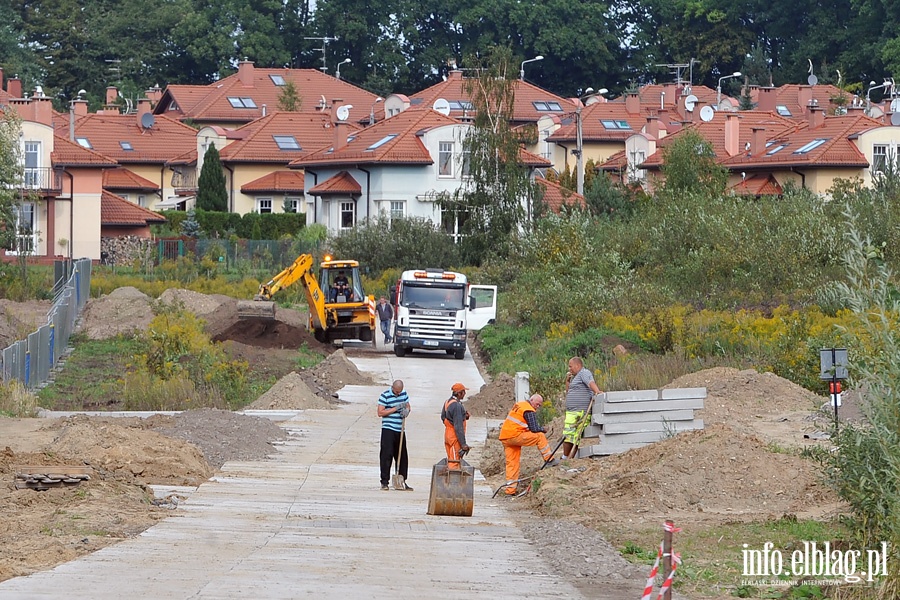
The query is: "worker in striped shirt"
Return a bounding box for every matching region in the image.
[377,379,412,490]
[563,357,601,459]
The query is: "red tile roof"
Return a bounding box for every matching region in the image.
[155,64,381,125]
[751,84,851,117]
[241,170,305,193]
[290,107,456,168]
[50,135,118,167]
[102,168,159,190]
[728,174,783,196]
[101,191,167,226]
[519,147,552,167]
[60,113,198,164]
[640,111,796,169]
[410,71,577,124]
[536,176,586,212]
[598,149,628,171]
[547,102,649,143]
[309,171,361,195]
[221,112,360,163]
[719,114,881,170]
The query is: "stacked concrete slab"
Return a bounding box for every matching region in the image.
[577,388,706,457]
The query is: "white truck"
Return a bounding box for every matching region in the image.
[392,269,497,359]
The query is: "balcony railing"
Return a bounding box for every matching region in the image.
[171,170,197,193]
[16,168,62,194]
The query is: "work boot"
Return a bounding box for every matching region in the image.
[402,483,414,491]
[545,458,561,467]
[381,484,389,491]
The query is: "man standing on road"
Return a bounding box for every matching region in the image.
[441,383,470,467]
[377,379,412,490]
[376,296,394,344]
[563,356,602,459]
[498,394,557,496]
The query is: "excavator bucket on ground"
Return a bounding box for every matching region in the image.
[236,300,277,320]
[426,458,474,517]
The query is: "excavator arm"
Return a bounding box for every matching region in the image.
[238,254,333,330]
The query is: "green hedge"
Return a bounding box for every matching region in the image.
[157,210,305,239]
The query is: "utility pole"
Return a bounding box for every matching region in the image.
[575,104,584,195]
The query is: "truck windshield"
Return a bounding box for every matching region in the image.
[400,284,466,310]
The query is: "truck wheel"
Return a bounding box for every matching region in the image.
[454,349,466,360]
[394,346,407,357]
[445,349,454,356]
[359,327,373,342]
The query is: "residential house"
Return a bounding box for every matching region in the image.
[153,60,383,128]
[100,190,167,238]
[193,111,360,214]
[753,84,853,118]
[290,106,549,236]
[535,176,586,213]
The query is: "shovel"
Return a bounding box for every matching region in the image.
[391,416,407,490]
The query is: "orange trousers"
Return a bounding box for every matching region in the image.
[444,423,465,467]
[500,431,552,495]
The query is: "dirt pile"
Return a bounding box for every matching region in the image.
[158,288,229,317]
[0,299,53,349]
[464,372,516,418]
[303,349,380,398]
[78,287,154,340]
[45,415,212,486]
[248,372,335,410]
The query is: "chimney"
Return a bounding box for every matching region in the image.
[625,92,640,115]
[757,87,777,112]
[145,85,162,104]
[136,98,151,126]
[798,86,813,113]
[238,59,255,87]
[750,127,766,157]
[808,106,825,128]
[72,98,88,117]
[644,115,659,139]
[32,95,53,126]
[332,98,348,151]
[105,86,118,108]
[448,70,463,80]
[725,113,740,156]
[7,76,22,98]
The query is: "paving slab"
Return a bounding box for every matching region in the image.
[0,349,590,599]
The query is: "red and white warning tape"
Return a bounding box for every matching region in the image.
[640,522,683,600]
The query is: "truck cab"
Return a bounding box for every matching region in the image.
[392,269,496,359]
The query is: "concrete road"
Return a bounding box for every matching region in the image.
[0,346,587,599]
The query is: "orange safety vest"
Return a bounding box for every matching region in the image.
[499,401,535,441]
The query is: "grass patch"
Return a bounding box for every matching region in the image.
[0,380,39,417]
[295,343,325,369]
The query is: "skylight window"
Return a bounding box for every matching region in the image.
[273,135,300,150]
[227,97,258,108]
[75,137,92,149]
[533,101,565,112]
[776,105,792,116]
[366,134,397,151]
[793,138,828,154]
[270,75,286,86]
[448,100,473,110]
[766,144,786,155]
[119,141,134,151]
[601,120,632,130]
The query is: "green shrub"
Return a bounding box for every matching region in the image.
[330,217,460,273]
[0,380,38,416]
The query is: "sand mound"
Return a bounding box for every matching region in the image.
[249,372,335,410]
[307,349,378,392]
[78,287,153,340]
[541,423,832,520]
[0,299,53,348]
[158,288,227,316]
[44,415,212,486]
[464,372,516,418]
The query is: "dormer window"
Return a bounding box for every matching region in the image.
[273,135,300,150]
[366,134,397,151]
[270,75,286,86]
[227,97,258,108]
[119,141,134,151]
[533,101,564,112]
[168,101,178,111]
[75,137,92,149]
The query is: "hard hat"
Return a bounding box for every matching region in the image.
[451,383,468,393]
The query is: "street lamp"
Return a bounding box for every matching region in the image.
[575,87,608,196]
[369,97,383,126]
[519,55,544,81]
[867,79,892,114]
[335,58,351,80]
[717,71,742,108]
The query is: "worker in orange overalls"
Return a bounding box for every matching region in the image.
[441,383,470,467]
[498,394,558,496]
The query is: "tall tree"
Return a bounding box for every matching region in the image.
[659,129,728,199]
[445,46,539,265]
[277,80,302,111]
[197,145,228,212]
[0,109,24,252]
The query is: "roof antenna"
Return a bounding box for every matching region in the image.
[807,59,818,86]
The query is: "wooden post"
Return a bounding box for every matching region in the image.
[663,519,674,600]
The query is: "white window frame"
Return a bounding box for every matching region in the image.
[8,202,36,256]
[284,197,300,213]
[340,201,355,229]
[257,197,273,214]
[24,141,40,188]
[389,200,405,222]
[873,144,888,173]
[439,141,454,177]
[441,206,468,244]
[137,195,147,207]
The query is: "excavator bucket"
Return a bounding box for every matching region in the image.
[236,300,277,320]
[426,458,474,517]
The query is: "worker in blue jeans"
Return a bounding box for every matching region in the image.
[376,296,393,344]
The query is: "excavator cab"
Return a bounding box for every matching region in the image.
[316,260,374,343]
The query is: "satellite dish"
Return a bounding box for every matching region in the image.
[700,106,715,122]
[140,112,155,129]
[433,98,451,116]
[891,112,900,127]
[684,94,698,112]
[891,98,900,113]
[808,74,818,86]
[336,104,352,121]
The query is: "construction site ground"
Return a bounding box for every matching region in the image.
[0,289,852,599]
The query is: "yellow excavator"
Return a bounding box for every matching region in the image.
[236,254,376,344]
